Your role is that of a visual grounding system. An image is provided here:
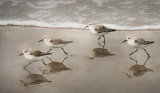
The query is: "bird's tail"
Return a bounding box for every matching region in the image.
[145,41,155,44]
[108,29,116,32]
[66,41,73,43]
[44,52,52,55]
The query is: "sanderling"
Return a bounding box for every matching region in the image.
[85,23,116,45]
[19,49,52,67]
[123,36,154,57]
[123,57,153,78]
[39,35,73,55]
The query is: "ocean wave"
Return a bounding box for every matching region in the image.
[0,20,160,30]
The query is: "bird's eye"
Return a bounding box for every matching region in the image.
[128,38,131,39]
[89,24,91,25]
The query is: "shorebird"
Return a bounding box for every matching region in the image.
[123,57,153,78]
[85,23,116,45]
[39,36,73,55]
[123,36,154,57]
[19,49,52,67]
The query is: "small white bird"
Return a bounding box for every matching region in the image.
[19,49,52,67]
[123,36,154,57]
[85,23,116,45]
[39,36,73,55]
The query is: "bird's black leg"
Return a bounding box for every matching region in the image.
[98,35,103,40]
[130,49,138,56]
[129,57,137,64]
[143,56,150,65]
[143,48,150,57]
[98,36,101,40]
[24,62,32,68]
[23,67,31,74]
[61,57,68,64]
[98,41,104,48]
[42,59,46,65]
[46,56,52,61]
[103,35,105,46]
[47,48,52,53]
[61,48,68,55]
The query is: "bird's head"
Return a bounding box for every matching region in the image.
[122,36,131,43]
[39,35,48,42]
[85,22,95,28]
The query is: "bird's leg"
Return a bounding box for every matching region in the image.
[129,49,138,56]
[42,59,47,65]
[47,48,52,53]
[98,41,104,48]
[129,57,137,64]
[61,48,68,55]
[23,62,32,68]
[143,48,150,57]
[103,35,105,46]
[61,57,68,64]
[23,67,32,74]
[46,56,52,62]
[98,35,103,40]
[143,56,150,66]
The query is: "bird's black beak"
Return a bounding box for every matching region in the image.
[19,53,23,56]
[39,39,43,42]
[122,40,127,43]
[85,25,89,28]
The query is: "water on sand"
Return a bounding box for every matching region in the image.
[0,26,160,93]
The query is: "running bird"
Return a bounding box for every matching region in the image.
[85,23,116,45]
[19,49,52,67]
[39,36,73,55]
[122,36,154,57]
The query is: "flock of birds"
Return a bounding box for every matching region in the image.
[19,23,155,86]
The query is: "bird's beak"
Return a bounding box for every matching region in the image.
[85,25,89,28]
[19,53,23,56]
[39,39,43,42]
[122,40,127,43]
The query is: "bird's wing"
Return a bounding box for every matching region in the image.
[134,38,145,45]
[50,39,66,44]
[95,25,109,33]
[30,50,46,56]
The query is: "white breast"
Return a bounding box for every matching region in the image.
[45,39,54,47]
[24,53,44,62]
[89,26,97,34]
[128,40,137,47]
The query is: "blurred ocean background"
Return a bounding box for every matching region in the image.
[0,0,160,30]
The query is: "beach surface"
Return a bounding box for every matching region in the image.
[0,26,160,93]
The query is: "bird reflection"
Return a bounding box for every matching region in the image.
[42,57,71,75]
[124,57,153,78]
[88,48,115,59]
[19,68,51,87]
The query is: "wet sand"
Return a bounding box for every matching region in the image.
[0,26,160,93]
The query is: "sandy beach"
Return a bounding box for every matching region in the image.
[0,26,160,93]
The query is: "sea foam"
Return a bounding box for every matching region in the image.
[0,20,160,30]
